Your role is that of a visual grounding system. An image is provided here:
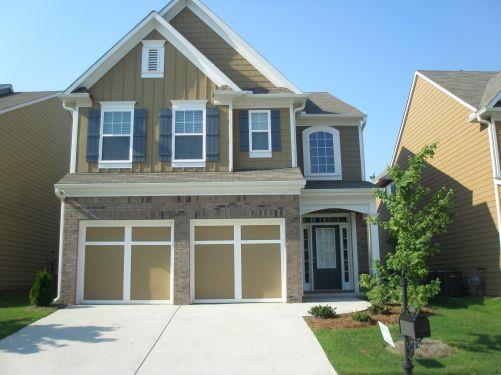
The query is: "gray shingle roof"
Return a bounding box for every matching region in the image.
[57,168,305,185]
[304,180,376,189]
[418,70,501,110]
[0,91,59,112]
[304,92,364,116]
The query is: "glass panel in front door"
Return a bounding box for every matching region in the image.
[316,228,336,269]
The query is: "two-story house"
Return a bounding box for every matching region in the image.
[376,70,501,296]
[54,0,379,305]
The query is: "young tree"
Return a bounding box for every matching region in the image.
[360,143,454,308]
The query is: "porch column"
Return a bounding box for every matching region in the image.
[369,222,380,266]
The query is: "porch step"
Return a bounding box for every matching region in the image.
[303,291,364,301]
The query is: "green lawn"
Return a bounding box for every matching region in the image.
[0,292,56,340]
[314,297,501,375]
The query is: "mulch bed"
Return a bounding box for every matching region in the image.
[305,305,435,330]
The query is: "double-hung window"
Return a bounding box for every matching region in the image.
[303,126,342,180]
[249,110,271,158]
[172,100,206,168]
[99,102,135,169]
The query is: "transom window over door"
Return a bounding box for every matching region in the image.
[303,126,342,180]
[249,110,271,158]
[99,102,135,169]
[172,100,206,168]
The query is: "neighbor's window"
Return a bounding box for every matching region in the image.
[303,126,342,179]
[249,110,271,158]
[141,40,165,78]
[172,101,206,167]
[99,102,135,168]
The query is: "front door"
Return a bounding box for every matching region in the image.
[312,225,342,290]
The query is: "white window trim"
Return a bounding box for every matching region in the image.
[249,109,272,158]
[171,100,207,168]
[76,220,174,304]
[303,126,342,180]
[98,101,136,169]
[189,218,286,303]
[141,40,165,78]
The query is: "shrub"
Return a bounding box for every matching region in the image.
[29,269,53,307]
[309,305,337,319]
[353,311,372,323]
[368,303,389,315]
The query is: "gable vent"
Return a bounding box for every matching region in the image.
[148,48,159,71]
[141,40,165,78]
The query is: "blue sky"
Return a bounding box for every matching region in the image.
[1,0,500,176]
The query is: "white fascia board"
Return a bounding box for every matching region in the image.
[0,92,60,116]
[299,113,365,119]
[55,180,305,197]
[65,12,240,94]
[391,71,477,166]
[161,0,302,94]
[214,91,308,108]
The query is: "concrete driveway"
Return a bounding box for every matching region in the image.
[0,304,336,375]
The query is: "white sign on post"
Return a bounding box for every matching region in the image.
[378,321,395,348]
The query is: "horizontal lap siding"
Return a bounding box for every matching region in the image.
[0,98,71,290]
[233,109,292,169]
[394,77,500,295]
[296,125,362,180]
[78,30,228,173]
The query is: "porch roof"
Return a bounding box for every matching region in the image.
[304,180,376,189]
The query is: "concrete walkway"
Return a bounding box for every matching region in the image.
[0,304,337,375]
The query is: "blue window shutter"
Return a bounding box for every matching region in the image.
[132,109,147,162]
[271,109,281,151]
[239,110,249,152]
[206,107,219,161]
[159,109,172,161]
[86,109,101,162]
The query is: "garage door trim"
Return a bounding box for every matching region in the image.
[190,218,286,303]
[77,220,174,304]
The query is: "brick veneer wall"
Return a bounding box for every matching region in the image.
[356,213,370,275]
[60,195,302,305]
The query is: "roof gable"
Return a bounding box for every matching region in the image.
[64,12,240,94]
[160,0,302,94]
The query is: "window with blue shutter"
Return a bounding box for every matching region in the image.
[159,109,172,161]
[86,109,101,163]
[206,107,219,161]
[271,109,281,151]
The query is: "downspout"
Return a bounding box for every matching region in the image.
[62,102,79,174]
[359,115,367,180]
[53,188,66,303]
[228,102,234,171]
[478,114,501,246]
[291,101,306,168]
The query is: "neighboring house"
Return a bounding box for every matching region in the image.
[375,70,501,296]
[54,0,379,305]
[0,84,71,291]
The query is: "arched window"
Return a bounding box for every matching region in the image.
[303,126,342,179]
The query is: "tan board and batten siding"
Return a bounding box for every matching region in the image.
[0,98,71,290]
[296,118,363,180]
[394,76,500,295]
[77,30,228,173]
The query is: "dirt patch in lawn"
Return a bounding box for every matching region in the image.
[305,305,435,330]
[387,339,454,358]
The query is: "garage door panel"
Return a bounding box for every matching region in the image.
[86,227,124,242]
[84,245,124,300]
[241,244,282,299]
[195,244,234,300]
[132,227,171,242]
[241,225,281,240]
[131,245,170,300]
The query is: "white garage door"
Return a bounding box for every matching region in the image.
[77,220,173,304]
[191,219,285,303]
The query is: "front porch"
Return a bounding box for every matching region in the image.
[299,184,380,297]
